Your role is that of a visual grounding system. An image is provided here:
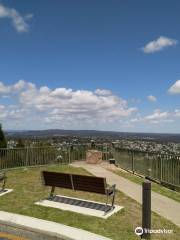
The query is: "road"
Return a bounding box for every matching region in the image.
[0,231,28,240]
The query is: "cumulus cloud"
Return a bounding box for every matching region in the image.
[0,105,7,119]
[130,109,173,124]
[0,80,137,128]
[147,95,157,102]
[0,3,33,32]
[144,110,171,123]
[131,109,170,124]
[168,80,180,94]
[0,80,28,96]
[142,36,178,53]
[0,82,11,94]
[94,89,112,96]
[14,80,26,91]
[174,109,180,117]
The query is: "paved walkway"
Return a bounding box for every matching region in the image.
[72,162,180,227]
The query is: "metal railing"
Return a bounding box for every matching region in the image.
[1,144,179,190]
[113,148,180,190]
[0,144,112,171]
[0,145,88,170]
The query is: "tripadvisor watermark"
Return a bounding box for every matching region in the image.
[135,226,173,236]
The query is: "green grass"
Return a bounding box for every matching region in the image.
[0,164,179,240]
[110,168,180,203]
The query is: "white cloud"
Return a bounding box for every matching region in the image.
[147,95,157,102]
[130,108,180,127]
[0,104,27,122]
[0,80,137,129]
[174,109,180,117]
[0,4,33,32]
[0,82,11,94]
[144,109,170,123]
[13,80,26,91]
[0,80,28,96]
[1,80,180,131]
[0,105,8,119]
[94,89,112,96]
[168,80,180,94]
[142,36,178,53]
[130,109,173,124]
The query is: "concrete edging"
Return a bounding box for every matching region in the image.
[0,211,111,240]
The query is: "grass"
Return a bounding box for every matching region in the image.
[0,164,179,240]
[109,167,180,203]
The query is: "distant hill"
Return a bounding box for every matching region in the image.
[5,129,180,142]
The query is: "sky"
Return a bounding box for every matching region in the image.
[0,0,180,133]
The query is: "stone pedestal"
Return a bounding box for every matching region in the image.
[86,150,103,164]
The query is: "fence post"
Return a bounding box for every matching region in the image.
[132,151,134,173]
[105,145,108,161]
[25,147,29,166]
[68,147,71,164]
[160,155,163,182]
[142,181,151,239]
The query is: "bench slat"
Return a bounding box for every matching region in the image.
[72,175,106,194]
[42,171,72,189]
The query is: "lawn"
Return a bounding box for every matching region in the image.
[0,164,179,240]
[108,167,180,203]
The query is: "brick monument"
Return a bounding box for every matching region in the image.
[86,150,103,164]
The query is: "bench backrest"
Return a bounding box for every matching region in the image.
[42,171,72,189]
[72,174,106,194]
[42,171,107,195]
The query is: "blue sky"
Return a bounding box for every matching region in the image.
[0,0,180,132]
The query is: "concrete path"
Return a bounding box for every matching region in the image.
[72,162,180,227]
[0,211,111,240]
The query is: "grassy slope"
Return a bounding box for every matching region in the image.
[0,164,179,240]
[109,167,180,203]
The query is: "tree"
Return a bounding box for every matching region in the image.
[0,124,7,149]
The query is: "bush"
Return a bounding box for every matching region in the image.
[0,124,7,149]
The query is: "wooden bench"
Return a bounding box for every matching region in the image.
[0,171,6,193]
[42,171,116,212]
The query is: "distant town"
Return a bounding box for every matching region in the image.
[5,129,180,155]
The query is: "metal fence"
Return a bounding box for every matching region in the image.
[0,145,88,170]
[113,148,180,189]
[0,144,113,170]
[2,144,179,190]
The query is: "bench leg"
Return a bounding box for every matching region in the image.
[111,190,116,209]
[104,194,114,214]
[111,185,116,209]
[105,186,116,214]
[106,194,109,206]
[49,186,55,199]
